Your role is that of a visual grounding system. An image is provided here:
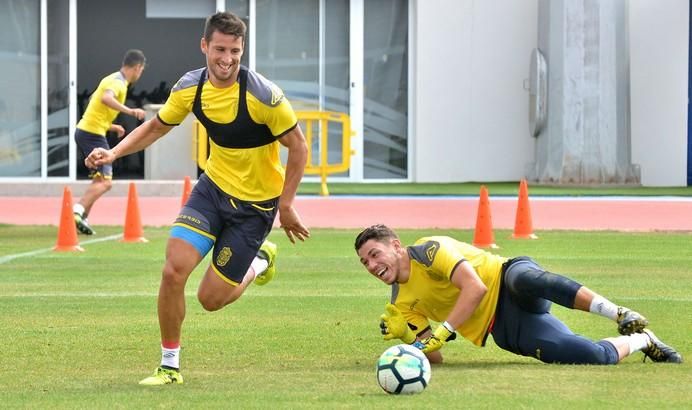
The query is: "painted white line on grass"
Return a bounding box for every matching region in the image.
[0,234,122,265]
[0,292,376,298]
[1,292,690,303]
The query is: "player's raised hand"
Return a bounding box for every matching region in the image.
[278,205,310,244]
[380,303,416,344]
[84,147,115,169]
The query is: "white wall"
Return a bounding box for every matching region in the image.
[413,0,538,182]
[413,0,690,186]
[629,0,689,186]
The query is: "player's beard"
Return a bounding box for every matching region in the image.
[209,61,238,85]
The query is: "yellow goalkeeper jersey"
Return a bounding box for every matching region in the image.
[392,236,508,346]
[77,71,129,136]
[158,66,297,202]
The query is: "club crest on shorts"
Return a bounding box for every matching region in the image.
[217,247,232,266]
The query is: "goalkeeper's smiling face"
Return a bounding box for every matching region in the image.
[357,238,404,285]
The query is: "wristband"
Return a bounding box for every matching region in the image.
[442,321,455,333]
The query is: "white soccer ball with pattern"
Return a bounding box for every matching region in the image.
[376,344,431,394]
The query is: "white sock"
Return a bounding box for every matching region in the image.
[251,256,269,279]
[161,346,180,369]
[627,333,650,355]
[73,203,85,216]
[589,295,619,320]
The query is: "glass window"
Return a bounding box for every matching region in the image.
[47,0,70,177]
[256,0,319,110]
[226,0,249,18]
[324,1,350,173]
[255,0,349,175]
[363,0,408,179]
[146,0,216,19]
[0,0,41,177]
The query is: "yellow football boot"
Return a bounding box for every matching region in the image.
[254,240,277,286]
[139,367,183,385]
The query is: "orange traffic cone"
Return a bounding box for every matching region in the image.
[512,179,538,239]
[121,182,148,243]
[54,186,84,252]
[181,176,192,208]
[472,185,498,249]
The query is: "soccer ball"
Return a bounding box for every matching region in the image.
[376,344,431,394]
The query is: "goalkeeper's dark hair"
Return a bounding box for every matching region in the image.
[354,224,398,252]
[122,49,146,67]
[204,11,246,42]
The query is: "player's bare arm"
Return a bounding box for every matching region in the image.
[85,116,172,168]
[417,260,488,354]
[277,125,310,243]
[101,90,146,120]
[445,261,488,329]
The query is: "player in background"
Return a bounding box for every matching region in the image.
[355,224,682,365]
[73,49,147,235]
[85,12,310,385]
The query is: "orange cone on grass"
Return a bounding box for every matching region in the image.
[121,182,148,243]
[181,176,192,208]
[472,185,498,249]
[512,179,538,239]
[54,186,84,252]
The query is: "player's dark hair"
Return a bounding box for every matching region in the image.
[354,224,398,252]
[122,49,146,67]
[204,11,246,42]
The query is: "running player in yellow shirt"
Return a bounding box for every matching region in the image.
[73,49,147,235]
[355,224,682,365]
[85,12,310,385]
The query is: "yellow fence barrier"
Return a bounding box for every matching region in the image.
[194,111,355,196]
[297,110,354,196]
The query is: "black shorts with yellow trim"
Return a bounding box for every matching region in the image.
[75,128,113,179]
[172,173,278,286]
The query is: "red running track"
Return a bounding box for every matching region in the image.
[1,196,691,232]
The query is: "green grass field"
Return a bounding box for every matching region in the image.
[1,225,690,409]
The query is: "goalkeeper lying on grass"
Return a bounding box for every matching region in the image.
[355,224,682,365]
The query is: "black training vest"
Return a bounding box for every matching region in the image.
[192,66,276,148]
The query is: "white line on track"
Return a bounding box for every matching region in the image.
[0,234,122,265]
[297,195,692,202]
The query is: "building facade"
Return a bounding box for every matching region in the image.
[0,0,689,186]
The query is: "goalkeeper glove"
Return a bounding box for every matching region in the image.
[379,303,416,344]
[415,322,455,354]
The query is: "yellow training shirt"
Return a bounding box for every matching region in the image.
[158,67,297,201]
[77,71,128,136]
[392,236,508,346]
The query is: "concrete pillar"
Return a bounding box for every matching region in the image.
[530,0,639,185]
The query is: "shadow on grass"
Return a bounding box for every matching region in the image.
[437,361,538,369]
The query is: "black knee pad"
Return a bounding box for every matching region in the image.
[506,261,582,308]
